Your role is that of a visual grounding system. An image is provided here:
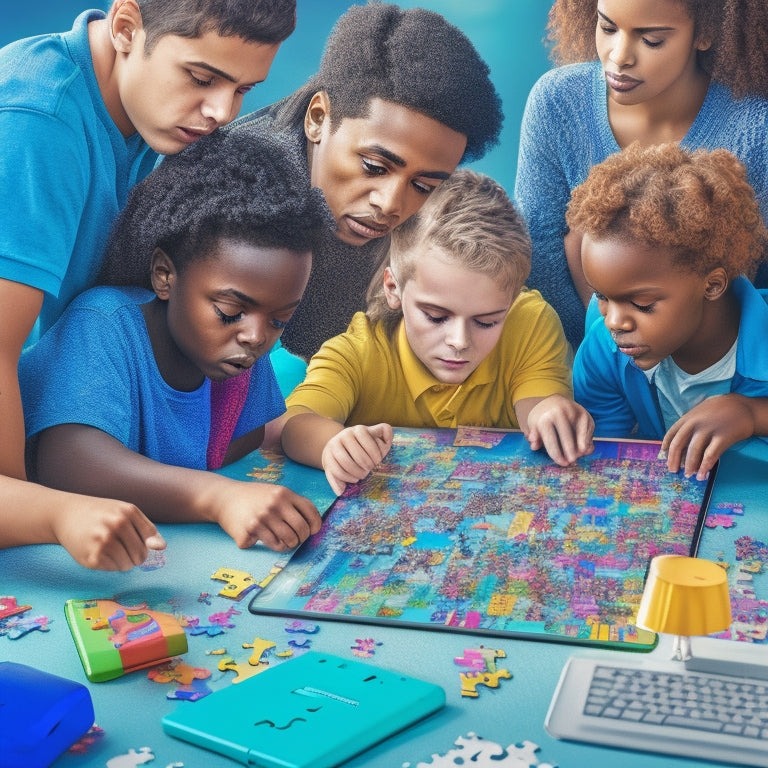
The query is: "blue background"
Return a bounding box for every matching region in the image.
[0,1,553,193]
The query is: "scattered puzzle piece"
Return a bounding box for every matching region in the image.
[208,605,240,628]
[0,596,31,620]
[454,646,506,674]
[210,568,257,600]
[148,660,211,686]
[284,620,319,634]
[242,637,276,666]
[182,616,226,637]
[67,725,105,755]
[105,747,155,768]
[403,732,556,768]
[1,614,50,639]
[166,676,214,702]
[218,656,269,683]
[459,668,512,698]
[351,638,383,658]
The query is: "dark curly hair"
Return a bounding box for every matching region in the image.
[100,130,330,287]
[272,2,503,163]
[566,142,767,279]
[546,0,768,99]
[135,0,296,50]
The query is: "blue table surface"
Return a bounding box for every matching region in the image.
[2,440,767,768]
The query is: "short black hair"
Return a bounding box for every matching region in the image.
[276,2,503,163]
[101,130,330,286]
[136,0,296,50]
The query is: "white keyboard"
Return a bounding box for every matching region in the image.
[545,654,768,766]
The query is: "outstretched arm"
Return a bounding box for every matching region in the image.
[0,278,44,479]
[515,394,595,466]
[36,424,322,552]
[281,411,393,496]
[0,474,165,571]
[662,394,768,480]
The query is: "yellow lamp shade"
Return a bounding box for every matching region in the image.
[636,555,731,637]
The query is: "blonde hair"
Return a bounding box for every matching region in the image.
[366,169,531,335]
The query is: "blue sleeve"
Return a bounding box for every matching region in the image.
[19,296,135,444]
[573,325,639,438]
[514,69,590,350]
[0,109,87,295]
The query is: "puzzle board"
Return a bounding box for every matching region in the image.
[248,428,715,650]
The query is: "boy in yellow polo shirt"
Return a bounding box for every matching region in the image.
[280,170,594,495]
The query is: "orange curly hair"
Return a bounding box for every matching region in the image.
[546,0,768,99]
[566,142,767,278]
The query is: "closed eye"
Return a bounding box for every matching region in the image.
[215,305,242,324]
[362,158,386,176]
[190,71,214,87]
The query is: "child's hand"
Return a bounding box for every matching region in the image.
[662,394,757,480]
[52,494,165,571]
[213,481,323,551]
[321,423,394,496]
[523,394,595,466]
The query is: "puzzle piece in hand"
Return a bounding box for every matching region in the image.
[210,568,257,600]
[459,667,512,698]
[105,747,155,768]
[404,732,556,768]
[138,548,166,571]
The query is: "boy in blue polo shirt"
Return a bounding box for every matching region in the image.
[0,0,294,567]
[570,143,768,481]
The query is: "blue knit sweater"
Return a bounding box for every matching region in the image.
[514,61,768,350]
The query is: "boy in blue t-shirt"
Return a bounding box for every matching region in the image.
[0,0,295,567]
[570,143,768,481]
[20,130,329,560]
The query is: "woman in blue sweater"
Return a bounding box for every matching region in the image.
[515,0,768,350]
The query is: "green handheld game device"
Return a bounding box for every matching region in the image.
[65,598,188,682]
[162,651,445,767]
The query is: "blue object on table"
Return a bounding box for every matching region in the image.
[0,661,94,768]
[162,651,445,768]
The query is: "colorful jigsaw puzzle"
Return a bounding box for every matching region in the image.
[249,428,715,649]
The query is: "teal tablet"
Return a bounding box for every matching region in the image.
[162,651,445,767]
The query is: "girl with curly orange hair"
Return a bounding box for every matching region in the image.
[515,0,768,351]
[570,143,768,481]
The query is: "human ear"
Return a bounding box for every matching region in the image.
[149,248,176,300]
[382,266,402,310]
[695,36,712,52]
[703,266,728,301]
[304,91,331,144]
[109,0,142,53]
